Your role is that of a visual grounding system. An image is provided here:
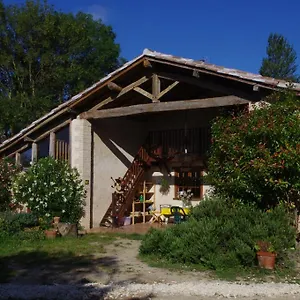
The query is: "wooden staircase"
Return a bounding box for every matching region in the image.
[100,146,152,227]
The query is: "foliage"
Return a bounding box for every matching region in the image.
[140,197,295,270]
[0,211,38,238]
[159,177,170,195]
[254,241,275,253]
[0,0,123,139]
[260,33,298,81]
[208,100,300,209]
[12,157,85,224]
[0,158,18,211]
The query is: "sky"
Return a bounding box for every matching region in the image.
[4,0,300,74]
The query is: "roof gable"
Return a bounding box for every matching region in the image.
[1,49,299,152]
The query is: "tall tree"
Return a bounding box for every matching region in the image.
[260,33,298,82]
[0,0,122,139]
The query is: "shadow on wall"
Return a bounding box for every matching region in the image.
[93,118,148,169]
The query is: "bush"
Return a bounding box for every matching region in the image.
[0,211,38,237]
[0,158,18,211]
[140,197,296,270]
[208,100,300,209]
[12,157,85,224]
[0,211,45,244]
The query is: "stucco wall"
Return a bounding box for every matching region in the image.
[92,118,147,227]
[70,118,92,229]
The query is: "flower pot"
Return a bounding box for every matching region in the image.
[53,216,60,224]
[257,251,276,270]
[44,229,57,239]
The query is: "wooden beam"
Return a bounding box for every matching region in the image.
[133,87,153,100]
[253,85,260,92]
[81,96,249,119]
[34,119,71,143]
[146,58,269,92]
[107,82,122,92]
[24,136,34,142]
[143,59,152,68]
[158,72,253,99]
[152,74,160,102]
[158,81,179,100]
[91,76,150,111]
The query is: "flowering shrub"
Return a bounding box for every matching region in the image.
[0,158,18,211]
[209,99,300,209]
[12,157,85,224]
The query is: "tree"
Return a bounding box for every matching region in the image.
[208,99,300,210]
[260,33,298,81]
[0,0,122,139]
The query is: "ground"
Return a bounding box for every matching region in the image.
[1,234,300,299]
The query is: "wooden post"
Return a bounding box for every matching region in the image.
[132,200,135,225]
[200,170,204,199]
[31,142,37,164]
[143,181,146,223]
[15,152,21,166]
[49,132,56,158]
[152,74,160,102]
[112,193,118,228]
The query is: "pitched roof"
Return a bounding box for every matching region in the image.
[1,49,300,151]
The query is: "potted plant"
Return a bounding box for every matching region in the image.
[39,217,57,239]
[159,177,170,195]
[255,240,276,270]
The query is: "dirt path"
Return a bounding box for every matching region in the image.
[101,238,212,284]
[96,238,300,300]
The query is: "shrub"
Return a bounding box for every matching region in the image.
[0,211,38,237]
[208,100,300,209]
[140,197,296,270]
[0,158,18,211]
[12,157,85,224]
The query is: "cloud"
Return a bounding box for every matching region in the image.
[86,4,108,22]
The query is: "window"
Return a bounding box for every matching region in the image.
[174,167,204,199]
[37,137,50,159]
[20,148,32,168]
[56,125,69,143]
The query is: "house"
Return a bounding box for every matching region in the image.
[1,49,299,229]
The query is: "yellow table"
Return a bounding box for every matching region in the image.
[160,207,190,216]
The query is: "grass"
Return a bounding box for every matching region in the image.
[0,233,115,257]
[0,232,118,283]
[0,230,145,284]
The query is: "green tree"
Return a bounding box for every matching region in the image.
[260,33,298,81]
[208,99,300,210]
[0,0,122,139]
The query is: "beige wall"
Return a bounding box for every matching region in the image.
[92,118,147,227]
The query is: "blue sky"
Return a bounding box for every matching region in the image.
[4,0,300,74]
